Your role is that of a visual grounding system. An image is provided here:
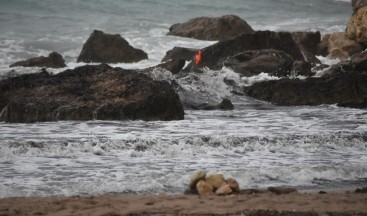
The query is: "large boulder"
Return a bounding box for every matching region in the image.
[167,15,254,41]
[317,34,330,56]
[352,0,367,13]
[223,49,294,77]
[161,47,199,62]
[327,32,362,60]
[0,64,184,123]
[291,31,321,55]
[185,31,319,71]
[346,7,367,44]
[10,52,66,68]
[244,69,367,108]
[77,30,148,63]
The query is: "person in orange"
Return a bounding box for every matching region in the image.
[195,49,202,65]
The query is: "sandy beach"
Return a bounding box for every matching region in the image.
[1,190,367,216]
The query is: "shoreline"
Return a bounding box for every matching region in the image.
[1,190,367,215]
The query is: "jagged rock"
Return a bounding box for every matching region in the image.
[77,30,148,63]
[327,32,362,58]
[351,50,367,70]
[291,31,321,55]
[167,15,254,41]
[189,171,207,190]
[205,174,226,190]
[185,31,319,72]
[293,61,312,77]
[352,0,367,13]
[10,52,66,68]
[267,187,297,195]
[215,184,233,196]
[317,34,330,56]
[226,178,240,193]
[223,49,294,77]
[244,69,367,108]
[196,180,214,195]
[0,64,184,123]
[346,7,367,44]
[161,47,199,62]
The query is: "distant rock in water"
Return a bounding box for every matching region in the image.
[0,64,184,123]
[167,15,254,41]
[10,51,66,68]
[77,30,148,63]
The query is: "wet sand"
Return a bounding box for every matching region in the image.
[1,191,367,215]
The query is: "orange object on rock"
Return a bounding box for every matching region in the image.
[195,49,202,65]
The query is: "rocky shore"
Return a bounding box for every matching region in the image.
[3,1,367,124]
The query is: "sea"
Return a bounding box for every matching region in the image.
[1,0,367,198]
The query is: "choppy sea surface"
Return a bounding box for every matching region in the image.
[1,0,367,197]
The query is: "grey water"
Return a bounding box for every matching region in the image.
[1,0,367,197]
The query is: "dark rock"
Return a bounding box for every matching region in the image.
[318,191,327,194]
[351,50,367,71]
[217,99,234,110]
[167,14,254,41]
[77,30,148,63]
[291,31,321,56]
[0,64,184,123]
[10,52,66,68]
[317,34,330,57]
[267,187,297,195]
[185,31,319,72]
[142,59,186,74]
[223,49,294,77]
[244,69,367,108]
[161,47,199,62]
[293,61,312,77]
[186,99,234,111]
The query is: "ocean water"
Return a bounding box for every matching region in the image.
[1,0,367,198]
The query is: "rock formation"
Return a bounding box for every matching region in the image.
[168,15,254,41]
[77,30,148,63]
[10,51,66,68]
[0,64,184,123]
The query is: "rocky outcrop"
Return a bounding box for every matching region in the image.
[187,172,240,196]
[77,30,148,63]
[351,50,367,70]
[346,7,367,44]
[244,69,367,108]
[10,52,66,68]
[185,31,320,72]
[161,47,199,62]
[291,31,321,56]
[223,49,294,77]
[352,0,367,13]
[327,32,362,60]
[0,64,184,123]
[167,15,254,41]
